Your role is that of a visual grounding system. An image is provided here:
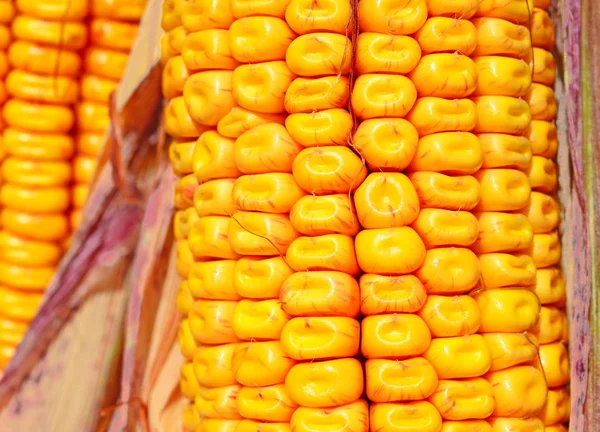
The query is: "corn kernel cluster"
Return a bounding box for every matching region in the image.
[164,0,570,431]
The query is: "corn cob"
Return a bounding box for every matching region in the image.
[527,3,570,430]
[0,0,87,370]
[71,1,146,229]
[165,0,571,430]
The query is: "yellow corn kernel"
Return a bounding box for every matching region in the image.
[90,18,138,50]
[188,260,240,300]
[0,210,68,242]
[282,271,361,317]
[418,295,481,337]
[193,131,240,182]
[182,29,238,72]
[531,8,555,49]
[352,73,417,120]
[533,48,556,86]
[92,0,146,21]
[531,307,566,344]
[281,317,360,360]
[0,1,15,23]
[441,420,492,432]
[521,192,560,234]
[408,132,482,175]
[174,173,198,209]
[354,172,420,228]
[360,274,427,315]
[230,17,295,63]
[487,417,544,431]
[366,358,438,402]
[1,184,70,214]
[356,33,421,75]
[486,365,548,417]
[472,213,533,254]
[527,232,561,268]
[189,216,240,260]
[544,425,568,432]
[290,193,359,236]
[361,314,431,359]
[3,100,74,133]
[6,70,78,104]
[3,128,74,161]
[429,378,495,420]
[1,158,71,188]
[218,107,285,139]
[411,209,478,248]
[534,267,566,305]
[409,172,480,210]
[475,169,531,211]
[181,362,200,399]
[415,17,477,55]
[76,133,104,157]
[235,420,289,432]
[473,96,531,134]
[539,342,570,387]
[189,300,239,345]
[162,0,184,31]
[526,120,558,158]
[0,343,15,369]
[286,234,360,275]
[16,0,87,20]
[479,253,537,288]
[0,286,43,321]
[232,341,297,386]
[425,0,478,18]
[237,384,298,422]
[475,289,540,333]
[182,0,234,32]
[233,61,295,114]
[172,241,192,278]
[228,212,299,256]
[287,33,352,76]
[525,84,558,121]
[285,0,351,35]
[176,281,194,314]
[162,56,189,100]
[165,97,209,138]
[194,179,236,217]
[0,317,27,347]
[235,123,302,175]
[178,319,198,359]
[161,26,187,64]
[74,156,97,184]
[355,227,426,275]
[233,256,293,299]
[85,46,129,80]
[286,109,352,148]
[184,71,234,126]
[370,401,443,432]
[423,335,492,379]
[473,56,532,97]
[285,358,364,407]
[285,76,350,113]
[358,0,428,35]
[409,53,477,98]
[12,15,87,50]
[230,0,290,18]
[352,118,419,171]
[407,97,476,136]
[479,134,532,170]
[290,399,369,432]
[474,0,533,24]
[81,74,118,104]
[471,18,531,59]
[0,231,61,267]
[483,333,539,371]
[292,146,367,194]
[195,385,242,419]
[233,174,304,214]
[416,248,481,294]
[232,299,290,341]
[527,156,558,194]
[538,388,570,426]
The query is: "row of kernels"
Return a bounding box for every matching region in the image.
[528,3,571,430]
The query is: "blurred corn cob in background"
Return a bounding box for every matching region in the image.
[72,0,146,229]
[161,0,572,430]
[0,0,87,370]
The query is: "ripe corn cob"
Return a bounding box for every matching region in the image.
[165,0,571,430]
[527,3,570,430]
[71,1,146,229]
[0,0,87,370]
